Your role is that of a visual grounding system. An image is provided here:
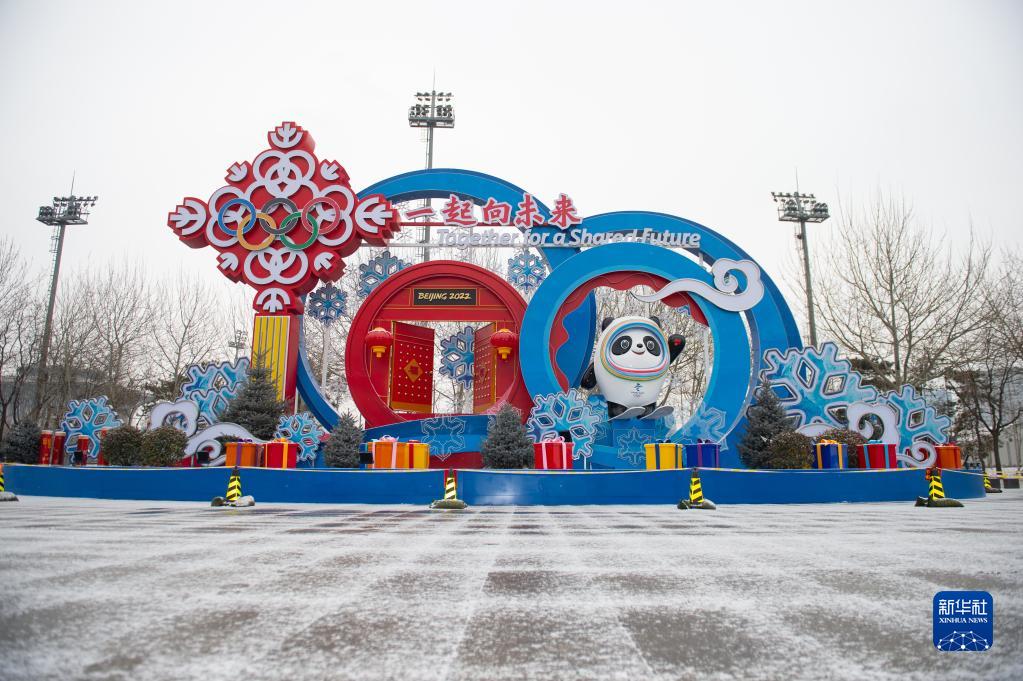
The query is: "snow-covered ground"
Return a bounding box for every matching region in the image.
[1,494,1020,681]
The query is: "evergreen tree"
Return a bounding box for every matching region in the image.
[481,404,534,469]
[323,412,363,468]
[738,380,792,469]
[0,421,42,464]
[220,364,286,440]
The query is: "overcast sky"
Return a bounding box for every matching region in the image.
[1,0,1020,310]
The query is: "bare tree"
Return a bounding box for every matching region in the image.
[812,192,990,390]
[0,238,45,437]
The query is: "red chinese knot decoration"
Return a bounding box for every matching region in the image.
[166,122,401,314]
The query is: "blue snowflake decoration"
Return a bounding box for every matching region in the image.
[885,385,951,451]
[680,404,729,448]
[759,342,879,432]
[507,251,547,292]
[308,283,347,325]
[60,395,123,461]
[274,412,327,463]
[439,326,474,386]
[179,358,249,427]
[420,415,467,461]
[358,249,410,298]
[615,427,648,467]
[526,389,602,462]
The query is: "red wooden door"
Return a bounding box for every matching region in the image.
[389,322,435,414]
[473,323,497,413]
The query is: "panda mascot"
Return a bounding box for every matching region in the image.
[580,316,686,420]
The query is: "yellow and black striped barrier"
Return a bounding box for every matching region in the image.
[431,469,467,509]
[915,467,962,507]
[984,474,1002,494]
[678,469,715,510]
[226,467,242,503]
[0,463,17,501]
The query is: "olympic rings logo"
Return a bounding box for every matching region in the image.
[216,197,347,251]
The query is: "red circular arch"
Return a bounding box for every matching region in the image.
[345,260,532,427]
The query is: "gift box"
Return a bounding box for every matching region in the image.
[407,440,430,469]
[644,442,682,470]
[684,442,720,468]
[76,434,92,465]
[52,431,66,466]
[264,440,297,469]
[371,436,407,469]
[38,430,54,465]
[225,441,262,467]
[533,437,573,469]
[814,440,844,469]
[854,441,897,469]
[935,444,962,470]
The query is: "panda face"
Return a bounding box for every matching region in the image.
[610,332,663,358]
[604,325,668,376]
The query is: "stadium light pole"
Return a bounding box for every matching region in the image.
[34,192,98,421]
[228,329,248,362]
[771,191,830,348]
[408,89,454,260]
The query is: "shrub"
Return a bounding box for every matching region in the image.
[140,426,188,467]
[0,421,42,464]
[102,426,144,466]
[323,412,363,468]
[766,430,813,469]
[481,404,533,469]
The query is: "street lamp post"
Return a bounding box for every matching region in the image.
[771,191,829,348]
[34,193,98,422]
[408,90,454,261]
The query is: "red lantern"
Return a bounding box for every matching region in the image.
[366,326,393,359]
[490,328,518,360]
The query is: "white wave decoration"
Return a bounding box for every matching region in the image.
[632,259,765,312]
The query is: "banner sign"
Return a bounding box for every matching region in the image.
[412,288,478,306]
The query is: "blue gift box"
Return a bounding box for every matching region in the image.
[684,442,720,468]
[814,442,844,469]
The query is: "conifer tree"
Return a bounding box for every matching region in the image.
[323,411,363,468]
[737,380,792,469]
[481,404,534,469]
[220,363,286,440]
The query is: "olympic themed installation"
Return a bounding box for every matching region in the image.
[165,122,951,471]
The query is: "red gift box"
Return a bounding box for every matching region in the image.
[38,430,54,465]
[264,440,297,469]
[935,444,962,470]
[533,437,573,470]
[855,442,897,469]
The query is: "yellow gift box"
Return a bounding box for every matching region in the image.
[644,442,682,470]
[407,440,430,469]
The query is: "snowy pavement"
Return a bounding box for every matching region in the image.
[1,495,1021,681]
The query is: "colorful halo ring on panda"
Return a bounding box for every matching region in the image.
[599,317,671,381]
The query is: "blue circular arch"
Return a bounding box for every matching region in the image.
[297,170,802,449]
[519,243,753,450]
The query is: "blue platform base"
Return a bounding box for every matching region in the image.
[3,465,986,506]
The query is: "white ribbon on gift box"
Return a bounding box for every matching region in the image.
[378,435,399,468]
[541,435,568,469]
